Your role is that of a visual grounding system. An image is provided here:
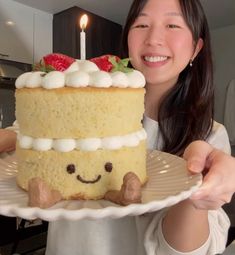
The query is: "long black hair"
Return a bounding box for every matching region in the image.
[121,0,214,155]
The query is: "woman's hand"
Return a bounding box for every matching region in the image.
[183,140,235,210]
[0,129,17,153]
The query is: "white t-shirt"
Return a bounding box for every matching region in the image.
[45,117,231,255]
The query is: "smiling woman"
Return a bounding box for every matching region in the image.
[127,3,203,92]
[1,0,235,255]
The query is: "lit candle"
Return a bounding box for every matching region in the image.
[80,14,88,60]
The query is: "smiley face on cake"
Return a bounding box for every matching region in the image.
[15,53,147,208]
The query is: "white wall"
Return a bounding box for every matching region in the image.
[0,0,52,63]
[33,10,53,62]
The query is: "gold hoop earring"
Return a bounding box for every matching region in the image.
[189,59,193,67]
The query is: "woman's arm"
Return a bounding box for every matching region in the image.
[162,199,209,252]
[162,140,235,252]
[0,129,17,152]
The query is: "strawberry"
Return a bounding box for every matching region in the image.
[43,53,75,71]
[90,55,133,73]
[90,55,119,72]
[33,53,75,72]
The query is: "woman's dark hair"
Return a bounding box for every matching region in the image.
[121,0,214,155]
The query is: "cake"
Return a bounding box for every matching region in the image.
[15,53,147,207]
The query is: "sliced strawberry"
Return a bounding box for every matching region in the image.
[43,53,75,72]
[90,55,133,73]
[90,55,120,72]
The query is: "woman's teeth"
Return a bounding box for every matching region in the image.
[144,56,168,62]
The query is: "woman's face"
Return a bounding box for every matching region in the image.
[128,0,201,90]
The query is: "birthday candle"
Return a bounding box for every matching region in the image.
[80,14,88,60]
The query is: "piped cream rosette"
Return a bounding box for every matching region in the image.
[15,60,145,89]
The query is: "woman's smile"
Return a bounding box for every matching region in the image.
[142,55,169,67]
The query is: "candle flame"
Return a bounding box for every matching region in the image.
[80,14,88,31]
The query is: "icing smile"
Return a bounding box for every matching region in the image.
[77,174,102,184]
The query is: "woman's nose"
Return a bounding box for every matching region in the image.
[144,26,165,46]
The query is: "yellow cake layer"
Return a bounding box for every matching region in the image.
[15,87,145,139]
[16,141,147,200]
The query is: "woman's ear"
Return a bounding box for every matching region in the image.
[192,38,204,60]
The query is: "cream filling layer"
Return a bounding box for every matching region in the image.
[18,129,147,152]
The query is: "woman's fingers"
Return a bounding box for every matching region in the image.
[184,140,235,209]
[183,140,213,173]
[0,129,17,152]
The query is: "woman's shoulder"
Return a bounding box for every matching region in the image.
[211,120,229,138]
[212,120,226,130]
[207,120,231,154]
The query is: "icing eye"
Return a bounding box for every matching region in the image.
[67,164,76,174]
[104,162,113,173]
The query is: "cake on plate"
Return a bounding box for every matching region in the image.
[15,53,147,208]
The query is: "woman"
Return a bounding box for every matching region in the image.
[45,0,233,254]
[0,0,235,254]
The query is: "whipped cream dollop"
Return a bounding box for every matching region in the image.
[15,60,145,89]
[18,129,147,152]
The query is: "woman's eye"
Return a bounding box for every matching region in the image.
[167,24,180,29]
[133,24,148,29]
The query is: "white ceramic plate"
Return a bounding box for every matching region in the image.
[0,150,202,221]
